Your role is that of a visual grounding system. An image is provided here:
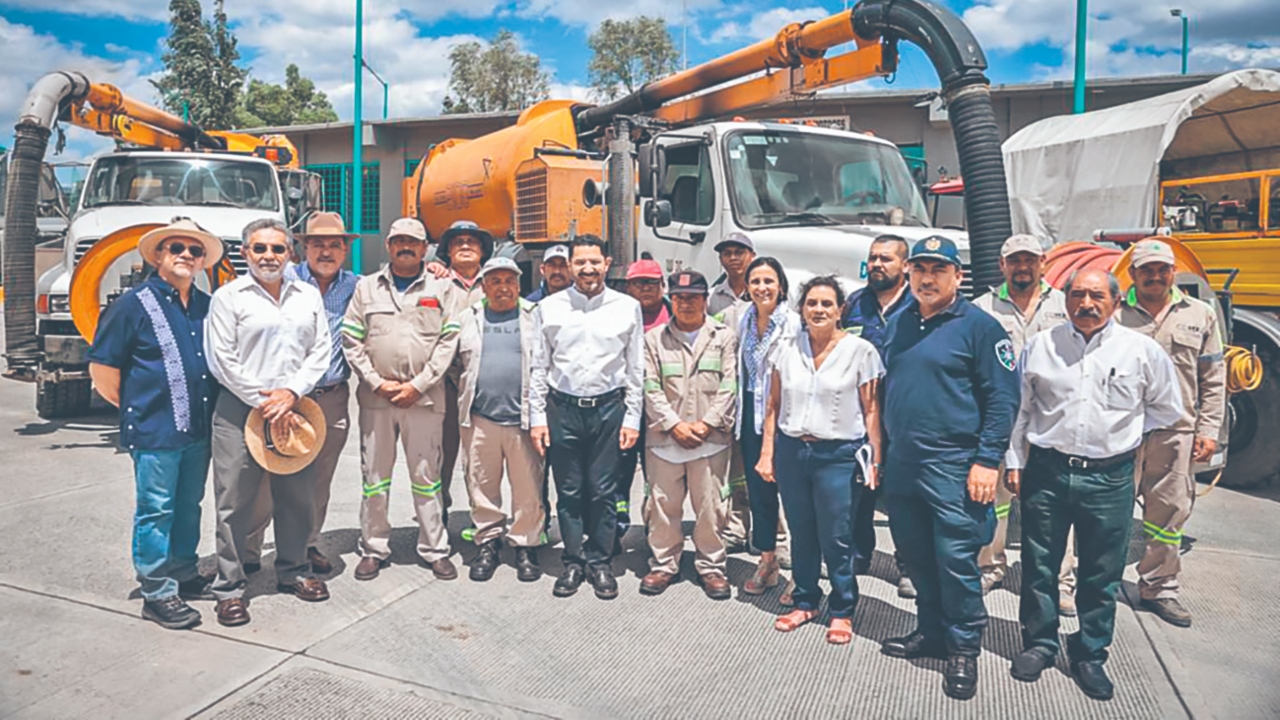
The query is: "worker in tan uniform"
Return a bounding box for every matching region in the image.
[342,218,462,582]
[639,270,739,600]
[1117,238,1226,628]
[971,235,1075,610]
[457,257,546,583]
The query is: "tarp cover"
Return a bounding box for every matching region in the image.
[1003,68,1280,242]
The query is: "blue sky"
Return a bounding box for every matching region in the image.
[1,0,1275,161]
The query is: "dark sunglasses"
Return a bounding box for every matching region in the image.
[250,243,289,255]
[166,241,205,258]
[629,279,662,287]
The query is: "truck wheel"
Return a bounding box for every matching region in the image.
[1221,342,1280,490]
[35,377,92,420]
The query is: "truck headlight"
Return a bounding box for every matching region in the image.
[48,294,70,314]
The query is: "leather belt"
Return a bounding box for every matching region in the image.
[311,382,346,397]
[549,387,625,409]
[1031,445,1137,471]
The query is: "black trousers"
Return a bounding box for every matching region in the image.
[547,390,626,568]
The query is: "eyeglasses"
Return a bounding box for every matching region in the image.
[166,241,206,258]
[629,279,662,288]
[250,243,289,256]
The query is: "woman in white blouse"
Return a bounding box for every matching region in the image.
[757,275,884,645]
[735,257,801,597]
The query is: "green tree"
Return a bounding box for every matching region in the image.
[442,30,551,114]
[152,0,245,128]
[237,64,340,127]
[587,17,679,101]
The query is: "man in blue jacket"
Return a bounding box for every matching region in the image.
[880,236,1020,701]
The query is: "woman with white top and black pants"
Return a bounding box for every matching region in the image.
[757,275,885,645]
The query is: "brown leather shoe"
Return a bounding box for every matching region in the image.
[700,572,732,600]
[354,555,386,581]
[215,598,250,626]
[640,570,676,595]
[308,547,333,574]
[429,557,458,580]
[277,577,331,602]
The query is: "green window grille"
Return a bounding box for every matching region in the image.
[405,158,422,177]
[303,162,380,233]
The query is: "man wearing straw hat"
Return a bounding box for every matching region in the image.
[242,212,359,576]
[205,218,334,627]
[88,218,223,630]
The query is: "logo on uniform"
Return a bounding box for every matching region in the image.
[995,339,1016,371]
[925,238,942,251]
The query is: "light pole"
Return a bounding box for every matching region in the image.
[362,59,389,120]
[351,0,364,273]
[1073,0,1088,113]
[1171,9,1189,75]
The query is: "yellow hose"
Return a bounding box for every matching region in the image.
[1225,345,1264,394]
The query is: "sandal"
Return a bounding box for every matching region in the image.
[827,618,853,645]
[779,578,796,607]
[743,557,781,595]
[774,609,817,632]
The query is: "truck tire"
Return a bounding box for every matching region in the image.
[35,377,92,419]
[1221,341,1280,490]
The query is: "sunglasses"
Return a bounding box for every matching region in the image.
[166,241,205,258]
[629,279,661,287]
[250,243,289,256]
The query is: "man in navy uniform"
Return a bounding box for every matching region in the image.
[879,236,1020,701]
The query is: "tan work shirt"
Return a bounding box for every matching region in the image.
[340,266,460,410]
[972,280,1068,356]
[643,317,739,451]
[1116,287,1226,437]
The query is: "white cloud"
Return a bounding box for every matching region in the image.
[516,0,720,29]
[708,6,831,44]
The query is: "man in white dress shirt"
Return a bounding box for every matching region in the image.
[529,235,644,600]
[1005,268,1182,701]
[206,218,333,627]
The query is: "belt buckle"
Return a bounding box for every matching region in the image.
[578,396,598,408]
[1068,456,1087,469]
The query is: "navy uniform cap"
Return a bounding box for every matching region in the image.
[908,235,962,267]
[668,270,710,295]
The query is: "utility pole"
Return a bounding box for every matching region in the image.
[1073,0,1088,114]
[1171,9,1189,75]
[682,0,688,70]
[351,0,364,272]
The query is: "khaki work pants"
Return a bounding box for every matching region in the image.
[1137,429,1195,600]
[979,470,1077,593]
[722,441,789,551]
[358,403,449,563]
[462,415,546,547]
[645,448,730,576]
[243,383,350,563]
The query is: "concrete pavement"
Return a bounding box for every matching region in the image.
[0,374,1277,718]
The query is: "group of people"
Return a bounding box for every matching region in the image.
[89,208,1223,703]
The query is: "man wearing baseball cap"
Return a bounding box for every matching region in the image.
[526,244,572,302]
[972,234,1072,606]
[1118,238,1227,628]
[456,257,547,582]
[880,234,1020,699]
[88,218,223,630]
[627,259,671,332]
[639,270,738,600]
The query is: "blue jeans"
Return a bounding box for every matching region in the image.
[775,433,865,619]
[131,439,210,600]
[741,392,780,552]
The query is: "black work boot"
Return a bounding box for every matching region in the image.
[588,564,619,600]
[1071,660,1115,700]
[515,547,542,582]
[469,540,501,582]
[1010,648,1054,682]
[553,564,585,597]
[142,596,202,630]
[881,630,946,659]
[943,655,978,700]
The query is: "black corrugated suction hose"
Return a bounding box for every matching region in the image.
[945,83,1010,295]
[2,124,51,376]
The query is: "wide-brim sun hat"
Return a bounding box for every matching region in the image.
[245,396,328,475]
[439,220,494,265]
[137,218,225,268]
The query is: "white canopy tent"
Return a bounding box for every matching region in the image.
[1002,68,1280,243]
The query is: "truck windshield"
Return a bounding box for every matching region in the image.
[81,155,279,211]
[723,130,929,229]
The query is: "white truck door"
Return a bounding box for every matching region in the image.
[638,136,725,279]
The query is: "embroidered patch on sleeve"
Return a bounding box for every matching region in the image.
[995,338,1016,372]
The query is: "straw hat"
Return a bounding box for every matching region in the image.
[297,211,359,240]
[137,218,225,267]
[245,397,328,475]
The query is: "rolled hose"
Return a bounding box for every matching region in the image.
[2,124,51,377]
[1225,345,1263,394]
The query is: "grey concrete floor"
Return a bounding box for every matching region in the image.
[0,373,1277,718]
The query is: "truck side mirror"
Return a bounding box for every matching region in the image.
[638,144,656,198]
[645,199,672,228]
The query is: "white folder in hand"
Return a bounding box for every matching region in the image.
[855,443,875,486]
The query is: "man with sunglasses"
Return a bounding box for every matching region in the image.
[89,219,224,630]
[206,218,333,627]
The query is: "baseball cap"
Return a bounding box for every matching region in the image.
[626,259,664,281]
[908,235,962,267]
[1000,234,1046,258]
[668,270,710,295]
[543,244,569,263]
[713,232,755,253]
[477,256,522,280]
[1131,238,1176,267]
[387,217,426,241]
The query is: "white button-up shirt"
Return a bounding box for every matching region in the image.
[774,332,884,441]
[529,285,645,430]
[205,274,331,407]
[1006,321,1183,469]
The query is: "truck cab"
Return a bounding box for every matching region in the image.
[639,121,970,296]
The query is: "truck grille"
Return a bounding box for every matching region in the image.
[960,262,975,298]
[73,238,97,263]
[515,166,549,242]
